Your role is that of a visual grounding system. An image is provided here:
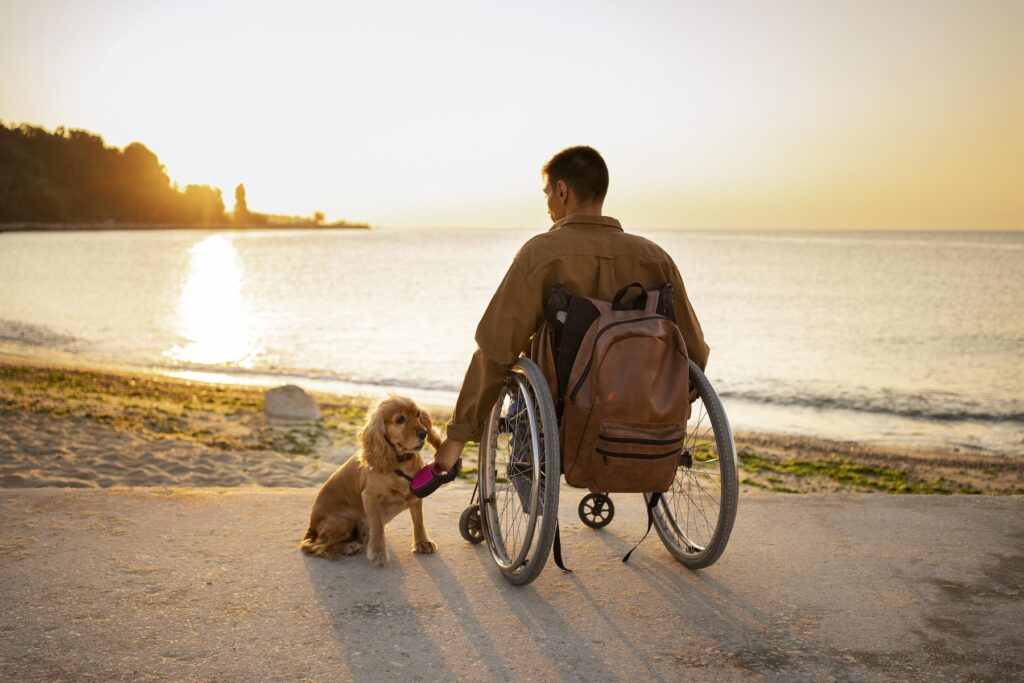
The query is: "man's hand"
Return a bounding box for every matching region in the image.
[433,438,466,472]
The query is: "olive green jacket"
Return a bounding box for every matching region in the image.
[445,214,710,443]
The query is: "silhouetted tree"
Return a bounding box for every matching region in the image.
[182,184,226,225]
[0,121,227,224]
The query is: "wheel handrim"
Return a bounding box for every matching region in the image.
[654,394,727,555]
[480,372,545,571]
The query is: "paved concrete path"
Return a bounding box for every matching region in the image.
[1,485,1021,682]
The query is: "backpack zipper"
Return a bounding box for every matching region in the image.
[596,447,680,461]
[597,434,684,446]
[568,315,664,403]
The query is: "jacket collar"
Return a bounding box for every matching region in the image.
[549,214,623,232]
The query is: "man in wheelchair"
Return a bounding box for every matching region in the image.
[413,145,709,496]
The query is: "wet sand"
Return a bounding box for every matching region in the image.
[1,356,1021,494]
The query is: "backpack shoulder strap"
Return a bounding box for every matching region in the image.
[644,288,661,314]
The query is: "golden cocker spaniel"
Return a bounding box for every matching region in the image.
[300,396,442,566]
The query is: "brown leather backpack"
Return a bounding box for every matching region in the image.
[537,282,690,493]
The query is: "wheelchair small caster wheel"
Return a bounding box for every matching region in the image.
[578,493,614,529]
[459,504,485,544]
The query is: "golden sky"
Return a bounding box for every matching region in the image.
[1,0,1021,230]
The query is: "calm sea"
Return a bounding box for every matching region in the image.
[1,227,1021,455]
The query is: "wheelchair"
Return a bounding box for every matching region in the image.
[458,357,739,586]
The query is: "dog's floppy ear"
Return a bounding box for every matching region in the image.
[359,403,393,471]
[418,410,443,450]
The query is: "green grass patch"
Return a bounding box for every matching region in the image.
[272,427,328,455]
[738,448,982,494]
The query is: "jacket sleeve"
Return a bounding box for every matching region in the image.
[446,254,543,442]
[668,261,710,371]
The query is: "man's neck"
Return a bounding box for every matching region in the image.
[564,201,604,217]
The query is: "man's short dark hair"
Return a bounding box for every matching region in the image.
[543,146,609,203]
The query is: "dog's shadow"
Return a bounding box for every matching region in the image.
[302,530,611,681]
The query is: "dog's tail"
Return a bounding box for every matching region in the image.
[300,527,340,560]
[299,527,318,555]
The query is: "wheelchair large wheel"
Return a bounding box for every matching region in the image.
[478,358,561,586]
[646,360,738,569]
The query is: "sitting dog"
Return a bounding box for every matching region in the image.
[300,396,442,566]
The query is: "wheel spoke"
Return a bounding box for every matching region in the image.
[647,363,738,568]
[684,475,724,518]
[679,474,713,540]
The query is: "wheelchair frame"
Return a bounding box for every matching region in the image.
[459,357,739,586]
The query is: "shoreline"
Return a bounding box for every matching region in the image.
[0,222,370,233]
[1,357,1020,494]
[5,345,1018,458]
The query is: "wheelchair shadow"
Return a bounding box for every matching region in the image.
[412,547,522,680]
[467,547,635,683]
[585,526,847,676]
[413,536,658,682]
[302,546,458,682]
[300,502,848,679]
[554,571,671,682]
[301,536,607,681]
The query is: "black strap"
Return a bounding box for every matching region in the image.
[657,282,676,322]
[622,492,662,563]
[545,283,573,329]
[546,285,600,403]
[553,523,572,572]
[394,469,413,482]
[612,282,648,310]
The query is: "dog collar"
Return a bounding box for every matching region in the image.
[385,434,419,464]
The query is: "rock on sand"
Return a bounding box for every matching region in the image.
[263,385,321,421]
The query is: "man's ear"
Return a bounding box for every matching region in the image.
[556,179,569,203]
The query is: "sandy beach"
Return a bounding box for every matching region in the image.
[1,355,1021,495]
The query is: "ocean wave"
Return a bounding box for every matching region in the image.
[0,319,80,348]
[153,361,463,394]
[717,387,1024,424]
[677,231,1024,252]
[164,362,1024,425]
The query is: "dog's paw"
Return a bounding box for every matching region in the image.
[413,539,437,554]
[366,546,389,567]
[340,541,363,556]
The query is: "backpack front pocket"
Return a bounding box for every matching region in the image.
[596,420,685,459]
[589,420,685,492]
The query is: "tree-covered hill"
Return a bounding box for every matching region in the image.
[0,122,225,224]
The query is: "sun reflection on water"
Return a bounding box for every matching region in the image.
[164,235,259,367]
